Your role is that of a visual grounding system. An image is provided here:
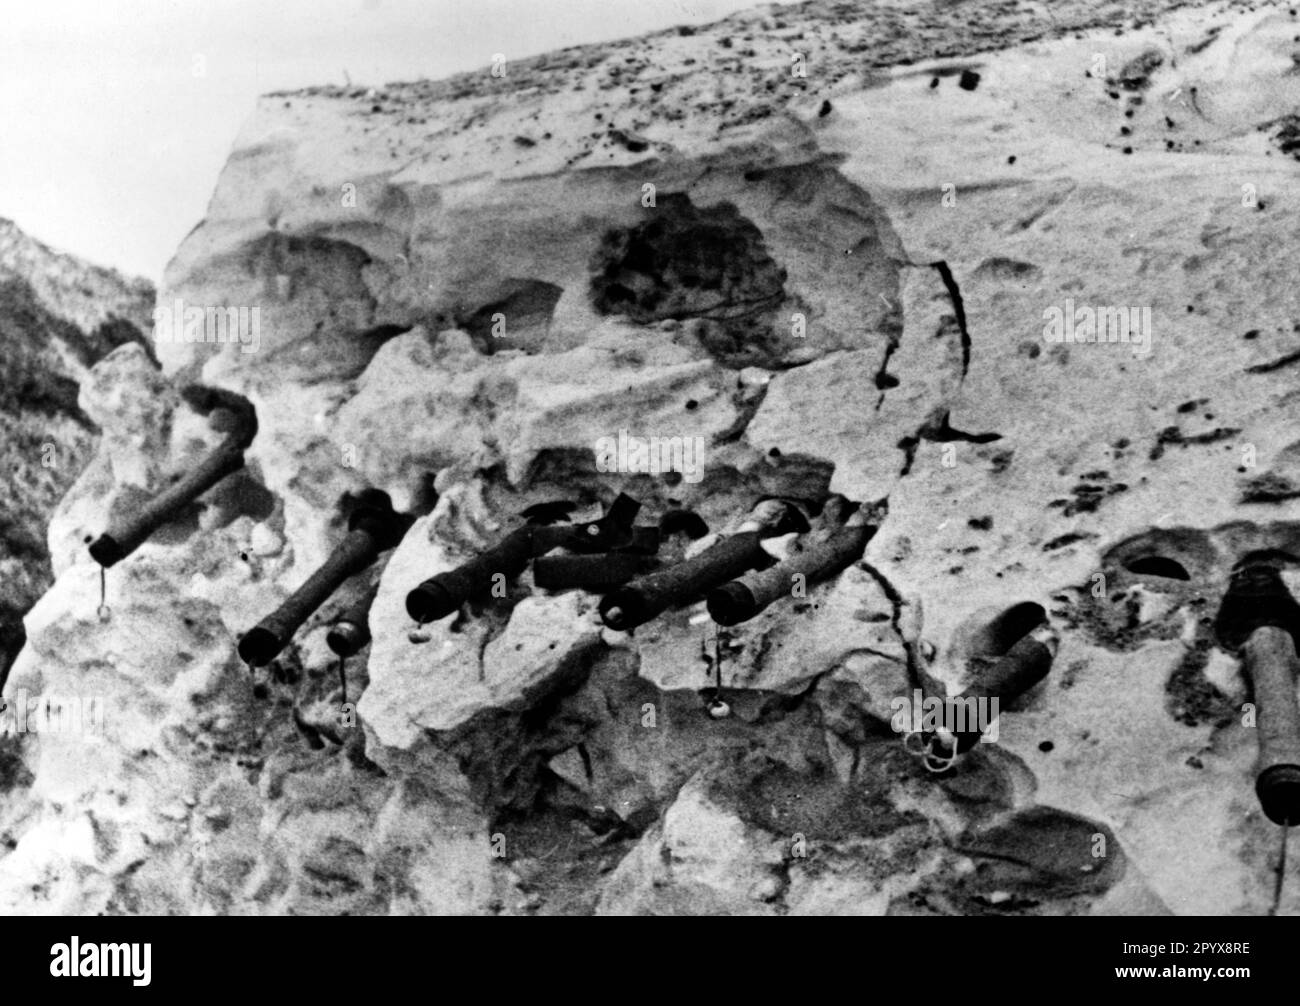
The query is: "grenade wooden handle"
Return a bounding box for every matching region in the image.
[239,526,387,666]
[89,438,247,567]
[240,500,408,667]
[90,392,257,568]
[404,524,534,624]
[533,553,655,591]
[599,500,805,631]
[707,522,874,626]
[326,582,380,658]
[1243,626,1300,826]
[600,531,766,631]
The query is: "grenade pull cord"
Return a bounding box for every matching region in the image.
[97,566,111,622]
[1272,827,1289,917]
[900,726,959,772]
[922,732,961,774]
[706,628,731,719]
[337,655,349,707]
[902,729,929,758]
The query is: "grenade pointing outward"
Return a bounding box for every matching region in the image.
[600,498,810,632]
[532,552,657,591]
[934,623,1059,760]
[405,524,535,625]
[405,493,648,624]
[903,610,1059,773]
[0,623,23,714]
[326,581,380,707]
[239,491,411,668]
[326,581,380,659]
[1243,630,1300,827]
[89,387,258,568]
[532,504,705,591]
[1213,557,1300,827]
[707,497,884,626]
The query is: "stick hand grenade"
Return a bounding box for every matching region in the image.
[1214,557,1300,826]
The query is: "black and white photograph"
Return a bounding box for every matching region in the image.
[0,0,1295,959]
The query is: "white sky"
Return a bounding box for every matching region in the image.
[0,0,795,282]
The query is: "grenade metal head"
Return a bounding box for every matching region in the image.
[659,508,709,540]
[1214,553,1300,655]
[88,533,128,568]
[344,488,412,552]
[180,383,258,448]
[527,494,649,555]
[519,499,579,525]
[747,497,811,537]
[326,620,369,658]
[1258,764,1300,827]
